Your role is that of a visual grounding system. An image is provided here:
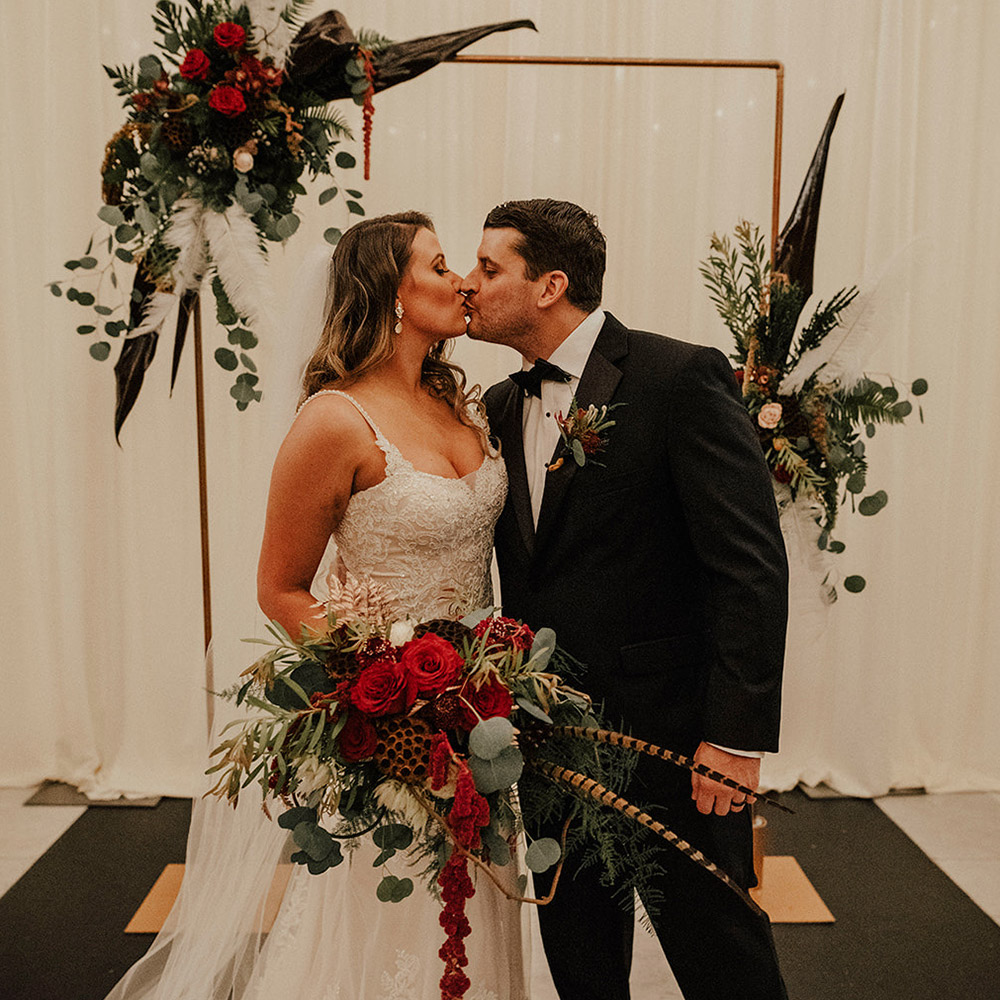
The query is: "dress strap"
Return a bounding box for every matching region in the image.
[296,389,405,470]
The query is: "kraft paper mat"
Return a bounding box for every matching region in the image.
[125,863,293,933]
[126,855,832,933]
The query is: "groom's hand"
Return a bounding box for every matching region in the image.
[691,742,759,817]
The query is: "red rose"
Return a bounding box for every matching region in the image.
[352,657,411,716]
[400,634,463,697]
[209,84,246,116]
[213,21,246,49]
[461,675,514,727]
[734,368,745,384]
[338,710,378,761]
[179,48,211,81]
[772,465,792,484]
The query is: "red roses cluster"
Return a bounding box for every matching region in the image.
[332,625,524,765]
[176,21,284,119]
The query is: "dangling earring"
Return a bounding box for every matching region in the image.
[394,300,404,335]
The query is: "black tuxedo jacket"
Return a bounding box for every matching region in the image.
[485,313,788,756]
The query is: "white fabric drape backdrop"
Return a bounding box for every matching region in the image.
[1,0,997,797]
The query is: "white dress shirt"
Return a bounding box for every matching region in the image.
[520,309,605,526]
[517,309,763,762]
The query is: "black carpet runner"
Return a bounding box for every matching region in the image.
[1,789,999,999]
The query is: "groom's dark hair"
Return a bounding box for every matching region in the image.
[484,199,605,312]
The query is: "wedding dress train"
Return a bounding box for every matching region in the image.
[105,390,525,1000]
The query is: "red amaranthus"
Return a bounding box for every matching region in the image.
[436,752,490,1000]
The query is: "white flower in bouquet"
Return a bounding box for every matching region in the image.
[296,757,333,796]
[389,619,416,646]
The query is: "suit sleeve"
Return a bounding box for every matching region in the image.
[664,346,788,752]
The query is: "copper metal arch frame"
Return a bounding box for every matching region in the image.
[450,54,785,263]
[196,54,786,676]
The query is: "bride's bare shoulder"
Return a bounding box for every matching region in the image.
[281,391,374,459]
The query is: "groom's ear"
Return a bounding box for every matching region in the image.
[535,270,570,310]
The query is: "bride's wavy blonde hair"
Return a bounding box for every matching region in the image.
[299,212,488,443]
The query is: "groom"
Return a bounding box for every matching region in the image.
[463,199,789,1000]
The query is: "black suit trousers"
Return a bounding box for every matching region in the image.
[529,783,788,1000]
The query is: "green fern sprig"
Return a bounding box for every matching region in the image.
[786,286,860,371]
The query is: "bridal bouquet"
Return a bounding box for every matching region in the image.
[210,573,780,999]
[209,574,596,999]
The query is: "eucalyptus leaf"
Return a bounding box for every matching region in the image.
[98,205,125,226]
[514,697,552,724]
[469,745,523,794]
[858,490,888,516]
[76,292,95,306]
[78,256,98,269]
[258,184,277,205]
[275,213,300,240]
[376,875,414,903]
[865,423,876,438]
[116,248,134,263]
[843,575,866,593]
[77,325,96,335]
[481,826,512,866]
[279,806,317,829]
[318,187,338,205]
[846,472,866,494]
[49,284,63,297]
[528,627,557,669]
[139,153,161,183]
[469,716,515,760]
[135,200,157,234]
[335,151,357,169]
[214,348,239,372]
[911,378,928,396]
[89,342,112,361]
[346,201,364,216]
[346,189,363,198]
[373,824,414,851]
[892,400,913,418]
[460,606,494,629]
[95,305,114,316]
[828,540,846,554]
[324,227,343,246]
[525,837,562,873]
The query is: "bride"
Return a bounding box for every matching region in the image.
[105,212,525,1000]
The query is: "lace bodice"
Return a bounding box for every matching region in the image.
[298,390,507,619]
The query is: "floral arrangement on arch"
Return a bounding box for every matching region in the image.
[48,1,387,436]
[210,572,782,1000]
[700,220,927,594]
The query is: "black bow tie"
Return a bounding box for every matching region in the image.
[509,358,573,398]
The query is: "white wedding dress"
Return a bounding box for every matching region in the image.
[105,390,525,1000]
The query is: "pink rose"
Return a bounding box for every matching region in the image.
[213,22,246,49]
[400,634,463,697]
[757,402,783,430]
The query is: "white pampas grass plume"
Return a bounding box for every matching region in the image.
[130,289,177,338]
[781,238,929,394]
[245,0,294,65]
[163,197,208,296]
[202,202,275,337]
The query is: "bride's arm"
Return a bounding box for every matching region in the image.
[257,398,369,639]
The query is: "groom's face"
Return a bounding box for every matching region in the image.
[461,227,541,350]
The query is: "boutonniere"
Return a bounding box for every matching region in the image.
[547,398,624,471]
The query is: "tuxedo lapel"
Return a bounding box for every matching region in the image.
[496,381,535,558]
[533,315,627,554]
